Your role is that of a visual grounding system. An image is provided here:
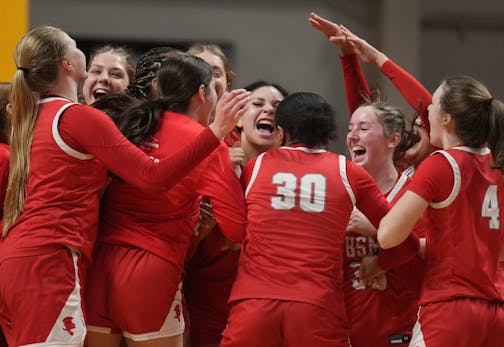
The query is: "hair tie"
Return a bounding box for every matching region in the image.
[17,66,29,73]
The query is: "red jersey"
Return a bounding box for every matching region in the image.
[345,173,425,346]
[98,111,246,271]
[0,98,221,265]
[230,145,390,320]
[408,146,504,304]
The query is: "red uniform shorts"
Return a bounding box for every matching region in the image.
[0,247,86,347]
[85,243,184,341]
[409,298,504,347]
[220,298,350,347]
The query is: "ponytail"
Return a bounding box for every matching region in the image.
[488,99,504,174]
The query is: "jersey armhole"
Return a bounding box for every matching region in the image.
[52,103,94,160]
[429,150,461,209]
[339,155,356,206]
[244,152,266,197]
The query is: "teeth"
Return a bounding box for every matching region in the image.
[256,119,275,133]
[351,146,366,156]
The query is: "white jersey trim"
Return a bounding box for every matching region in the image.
[430,150,461,209]
[387,173,409,203]
[279,145,327,154]
[52,103,94,160]
[402,165,415,178]
[245,152,266,197]
[339,155,356,206]
[452,145,490,155]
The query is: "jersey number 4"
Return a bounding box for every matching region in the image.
[271,173,326,212]
[482,185,500,230]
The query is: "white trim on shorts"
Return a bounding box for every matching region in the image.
[408,306,426,347]
[19,249,86,347]
[122,282,185,341]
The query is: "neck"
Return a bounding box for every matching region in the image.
[368,161,398,194]
[442,131,463,149]
[47,75,79,102]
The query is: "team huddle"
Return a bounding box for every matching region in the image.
[0,11,502,347]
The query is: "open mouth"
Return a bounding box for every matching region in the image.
[92,88,109,100]
[352,145,366,158]
[256,120,275,134]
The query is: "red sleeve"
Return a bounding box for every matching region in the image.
[408,153,454,203]
[340,54,371,116]
[346,160,390,227]
[58,104,220,191]
[377,230,420,271]
[380,60,432,135]
[197,143,247,243]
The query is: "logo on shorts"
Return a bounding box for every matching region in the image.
[62,317,76,336]
[174,304,181,322]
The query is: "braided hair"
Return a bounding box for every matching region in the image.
[123,47,177,100]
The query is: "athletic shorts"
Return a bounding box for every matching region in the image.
[0,247,86,347]
[86,243,184,341]
[220,298,350,347]
[409,298,504,347]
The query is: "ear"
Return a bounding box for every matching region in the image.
[275,126,286,147]
[442,113,455,131]
[387,132,401,149]
[60,57,73,72]
[150,79,159,99]
[196,84,207,103]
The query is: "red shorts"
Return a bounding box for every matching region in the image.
[85,243,184,341]
[0,247,86,347]
[220,298,350,347]
[410,298,504,347]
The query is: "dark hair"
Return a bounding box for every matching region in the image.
[275,92,336,147]
[123,46,177,100]
[118,53,213,145]
[243,80,288,98]
[0,82,11,144]
[88,45,135,82]
[440,75,504,173]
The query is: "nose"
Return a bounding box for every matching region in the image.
[263,103,275,115]
[97,72,110,84]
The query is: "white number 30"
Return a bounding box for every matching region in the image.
[481,185,500,230]
[271,173,326,212]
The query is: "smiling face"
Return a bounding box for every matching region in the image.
[82,51,131,105]
[239,86,284,152]
[347,105,395,173]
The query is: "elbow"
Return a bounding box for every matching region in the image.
[377,231,395,249]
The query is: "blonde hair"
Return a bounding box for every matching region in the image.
[187,43,234,91]
[3,25,67,235]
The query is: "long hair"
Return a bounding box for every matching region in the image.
[440,75,504,173]
[3,25,67,235]
[118,53,213,145]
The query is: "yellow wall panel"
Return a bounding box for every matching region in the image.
[0,0,29,82]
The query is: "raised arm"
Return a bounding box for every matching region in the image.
[344,30,432,135]
[309,13,370,115]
